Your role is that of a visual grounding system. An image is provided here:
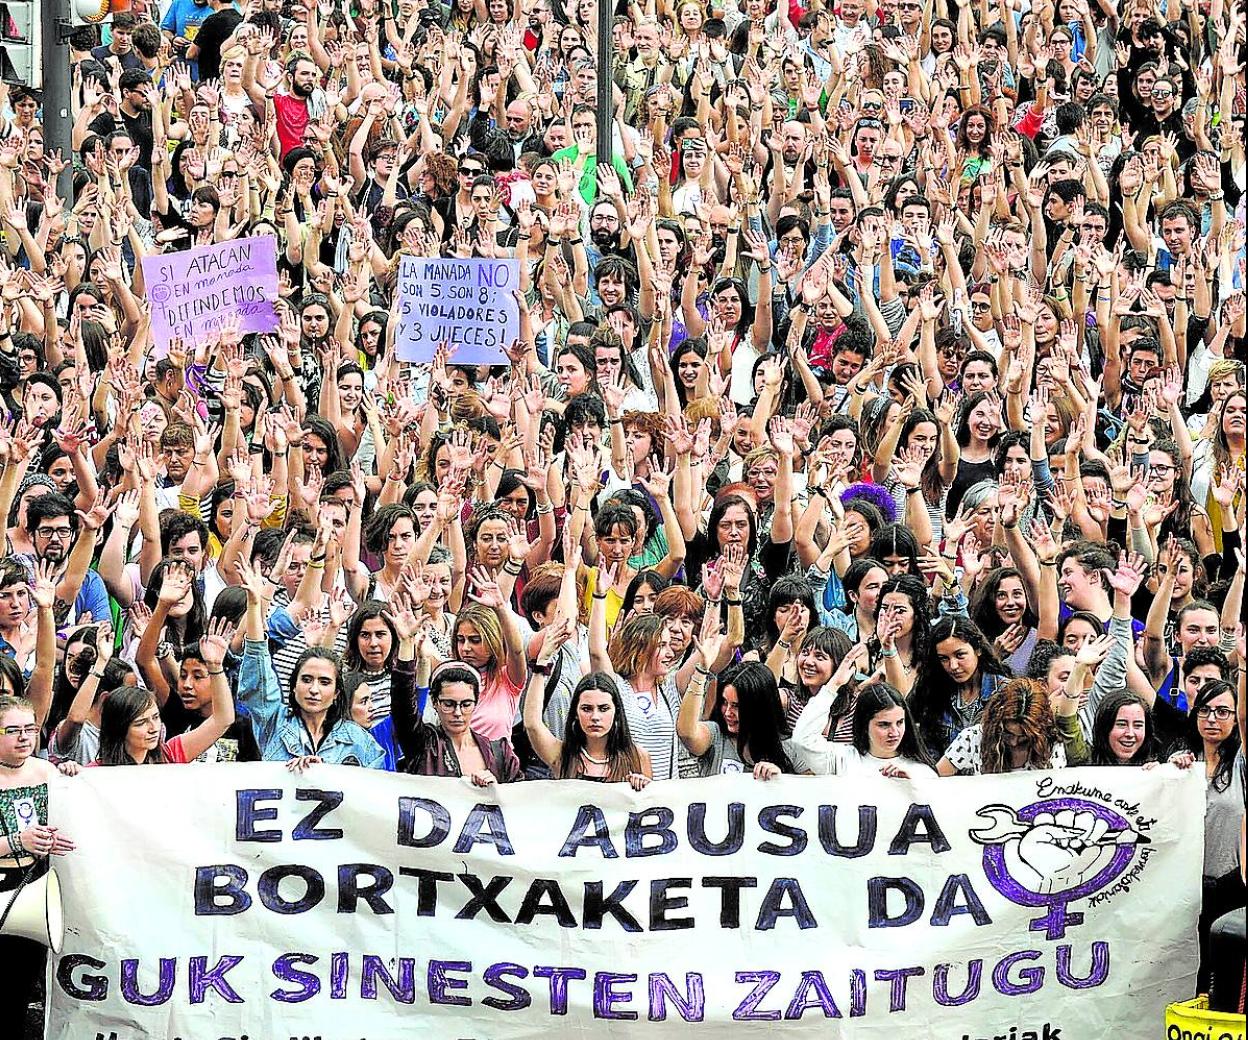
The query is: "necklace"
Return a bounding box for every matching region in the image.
[580,749,609,766]
[0,758,24,770]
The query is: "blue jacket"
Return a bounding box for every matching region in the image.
[237,638,386,768]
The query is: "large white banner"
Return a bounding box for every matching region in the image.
[45,765,1203,1039]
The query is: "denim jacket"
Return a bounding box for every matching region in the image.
[237,638,386,768]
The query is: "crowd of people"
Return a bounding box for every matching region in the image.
[0,0,1244,1028]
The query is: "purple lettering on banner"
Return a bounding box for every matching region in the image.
[932,961,984,1006]
[849,969,867,1017]
[396,797,451,848]
[533,966,588,1015]
[455,873,514,922]
[1056,942,1110,989]
[330,951,349,999]
[188,955,245,1004]
[887,805,952,855]
[258,865,325,915]
[482,963,532,1011]
[686,802,745,856]
[732,971,782,1021]
[338,864,394,915]
[141,236,279,356]
[194,865,252,916]
[235,789,282,842]
[593,972,639,1020]
[872,966,925,1012]
[625,807,678,857]
[292,790,345,840]
[361,956,416,1003]
[453,805,516,855]
[817,805,878,858]
[119,959,176,1007]
[649,878,694,931]
[56,955,108,1001]
[867,877,924,928]
[428,960,473,1006]
[991,950,1045,996]
[397,867,455,915]
[784,971,842,1020]
[515,879,577,927]
[756,878,817,930]
[582,880,642,931]
[647,972,705,1022]
[701,876,759,928]
[558,806,619,858]
[930,874,992,927]
[757,805,807,856]
[271,953,322,1003]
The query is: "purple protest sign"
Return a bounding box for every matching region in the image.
[141,235,279,355]
[394,255,519,364]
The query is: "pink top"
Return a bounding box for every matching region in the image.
[89,734,191,766]
[469,670,525,742]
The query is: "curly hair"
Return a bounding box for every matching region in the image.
[980,679,1056,774]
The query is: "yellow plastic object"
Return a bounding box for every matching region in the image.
[1165,996,1246,1040]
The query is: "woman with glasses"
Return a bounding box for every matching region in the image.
[0,695,79,1021]
[388,596,522,783]
[1167,678,1245,991]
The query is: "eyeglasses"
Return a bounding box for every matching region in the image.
[970,301,992,312]
[459,165,484,176]
[1196,706,1234,721]
[1152,89,1174,100]
[1,724,37,737]
[36,526,73,540]
[437,699,477,713]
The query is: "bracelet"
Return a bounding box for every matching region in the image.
[9,830,24,855]
[1039,560,1057,567]
[1002,521,1018,530]
[905,486,921,494]
[308,560,326,570]
[592,593,608,601]
[777,639,792,650]
[568,237,584,245]
[273,450,288,457]
[878,648,898,658]
[608,417,623,425]
[207,669,225,676]
[517,233,531,240]
[535,502,554,515]
[89,670,108,679]
[310,554,327,563]
[503,562,524,575]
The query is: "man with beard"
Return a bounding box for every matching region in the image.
[17,494,110,627]
[246,54,321,158]
[587,198,634,277]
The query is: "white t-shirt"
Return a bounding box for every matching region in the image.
[788,684,937,777]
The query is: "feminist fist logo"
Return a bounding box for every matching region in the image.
[969,798,1150,940]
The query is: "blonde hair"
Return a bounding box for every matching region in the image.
[454,605,506,678]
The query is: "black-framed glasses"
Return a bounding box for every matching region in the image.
[459,165,484,176]
[1196,706,1234,720]
[437,698,477,713]
[36,526,73,540]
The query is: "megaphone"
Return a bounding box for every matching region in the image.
[0,868,63,953]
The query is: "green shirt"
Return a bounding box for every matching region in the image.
[550,145,634,206]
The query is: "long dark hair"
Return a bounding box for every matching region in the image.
[713,662,794,772]
[914,616,1010,743]
[870,574,932,662]
[621,568,670,616]
[1177,680,1240,791]
[342,601,398,674]
[303,414,345,476]
[898,407,947,504]
[851,682,935,766]
[1090,691,1157,766]
[972,566,1039,641]
[143,560,207,651]
[97,686,170,766]
[557,672,645,781]
[287,648,350,735]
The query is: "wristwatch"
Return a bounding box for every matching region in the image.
[157,640,174,660]
[528,660,553,676]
